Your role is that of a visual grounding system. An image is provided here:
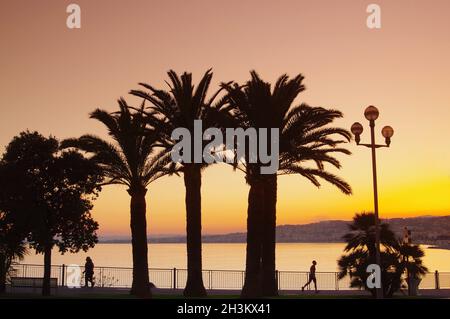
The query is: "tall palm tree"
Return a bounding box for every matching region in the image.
[130,69,230,297]
[222,71,352,297]
[62,99,171,297]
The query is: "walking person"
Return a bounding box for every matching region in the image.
[84,257,95,288]
[301,260,318,293]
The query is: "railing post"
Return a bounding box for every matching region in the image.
[61,264,66,287]
[173,268,177,290]
[100,267,104,288]
[275,270,279,290]
[435,270,440,290]
[209,270,212,290]
[335,272,339,290]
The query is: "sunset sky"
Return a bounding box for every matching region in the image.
[1,0,449,236]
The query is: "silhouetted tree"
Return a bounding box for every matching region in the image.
[222,72,352,297]
[0,159,34,294]
[1,131,101,296]
[338,213,427,297]
[397,242,428,295]
[62,100,171,297]
[0,211,27,294]
[130,69,230,297]
[341,213,398,258]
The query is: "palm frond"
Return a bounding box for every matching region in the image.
[63,99,167,188]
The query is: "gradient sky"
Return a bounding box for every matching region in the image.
[1,0,449,236]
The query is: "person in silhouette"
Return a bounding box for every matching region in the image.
[84,257,95,288]
[301,260,318,293]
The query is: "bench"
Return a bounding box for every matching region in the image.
[10,277,58,291]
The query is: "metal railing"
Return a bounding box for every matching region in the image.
[8,264,450,290]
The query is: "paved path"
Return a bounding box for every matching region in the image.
[3,286,450,298]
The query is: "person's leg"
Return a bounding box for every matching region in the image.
[301,279,307,291]
[302,277,312,291]
[85,274,88,288]
[313,278,317,292]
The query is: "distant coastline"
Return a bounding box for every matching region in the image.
[100,215,450,249]
[427,243,450,250]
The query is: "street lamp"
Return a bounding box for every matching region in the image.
[351,105,394,299]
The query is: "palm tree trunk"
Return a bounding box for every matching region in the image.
[183,164,207,297]
[0,254,6,294]
[129,186,151,298]
[42,245,51,296]
[262,175,278,296]
[241,179,264,298]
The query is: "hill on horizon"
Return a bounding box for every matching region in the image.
[100,215,450,244]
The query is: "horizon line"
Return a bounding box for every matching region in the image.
[99,214,450,239]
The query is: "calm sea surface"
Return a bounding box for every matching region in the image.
[21,243,450,272]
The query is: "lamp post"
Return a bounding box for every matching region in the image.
[351,106,394,299]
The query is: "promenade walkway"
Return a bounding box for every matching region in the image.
[2,286,450,298]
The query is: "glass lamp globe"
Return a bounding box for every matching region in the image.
[351,122,364,135]
[364,105,379,121]
[381,126,394,138]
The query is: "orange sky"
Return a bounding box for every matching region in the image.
[1,0,449,236]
